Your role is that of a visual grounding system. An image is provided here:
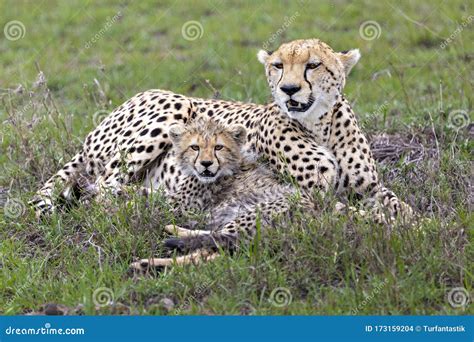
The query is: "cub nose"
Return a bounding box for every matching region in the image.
[200,160,213,168]
[280,84,301,96]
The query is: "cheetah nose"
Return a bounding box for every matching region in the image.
[200,160,213,168]
[280,84,301,96]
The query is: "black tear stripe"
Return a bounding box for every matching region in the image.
[193,151,200,166]
[214,150,221,169]
[303,68,313,92]
[277,68,284,87]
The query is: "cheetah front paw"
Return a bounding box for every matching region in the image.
[383,197,414,223]
[29,196,55,220]
[164,224,211,237]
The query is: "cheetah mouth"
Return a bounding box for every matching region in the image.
[200,170,216,178]
[286,98,314,112]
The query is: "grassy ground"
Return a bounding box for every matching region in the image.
[0,0,472,315]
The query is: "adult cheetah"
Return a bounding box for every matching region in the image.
[31,38,412,221]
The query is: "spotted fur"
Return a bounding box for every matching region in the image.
[31,38,412,221]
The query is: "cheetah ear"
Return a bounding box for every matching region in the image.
[168,123,186,143]
[257,50,270,64]
[230,125,247,145]
[337,49,361,76]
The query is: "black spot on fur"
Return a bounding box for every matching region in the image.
[150,128,162,137]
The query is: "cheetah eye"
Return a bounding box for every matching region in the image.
[215,145,224,151]
[190,145,200,151]
[306,62,321,70]
[272,63,283,70]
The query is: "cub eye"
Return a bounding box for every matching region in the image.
[215,145,224,151]
[272,63,283,70]
[306,62,321,70]
[190,145,200,151]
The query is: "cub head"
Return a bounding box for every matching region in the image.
[257,38,360,122]
[169,118,247,183]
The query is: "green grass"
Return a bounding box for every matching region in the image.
[0,0,472,315]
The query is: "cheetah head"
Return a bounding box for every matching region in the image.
[258,38,360,122]
[169,118,247,183]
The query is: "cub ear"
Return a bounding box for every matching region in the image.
[230,125,247,145]
[337,49,361,76]
[257,49,270,64]
[168,123,186,143]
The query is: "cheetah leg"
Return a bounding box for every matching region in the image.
[130,249,219,271]
[164,199,291,253]
[320,100,414,222]
[335,190,413,224]
[29,152,85,219]
[93,149,150,203]
[94,148,173,201]
[164,224,211,237]
[256,120,338,194]
[365,185,414,223]
[334,201,367,216]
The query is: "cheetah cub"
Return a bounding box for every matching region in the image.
[132,118,315,270]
